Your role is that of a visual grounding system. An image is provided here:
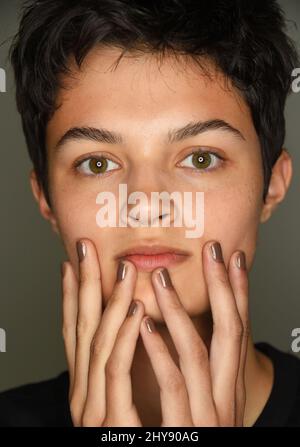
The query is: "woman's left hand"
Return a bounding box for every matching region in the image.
[140,240,249,427]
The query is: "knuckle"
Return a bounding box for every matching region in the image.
[105,355,119,379]
[211,269,229,286]
[228,318,243,340]
[155,342,170,360]
[217,274,230,287]
[189,343,209,364]
[103,294,118,315]
[216,316,243,340]
[76,317,93,339]
[78,275,100,290]
[78,272,90,286]
[167,298,182,312]
[62,324,73,340]
[62,283,72,297]
[163,371,184,393]
[90,334,105,356]
[107,291,120,307]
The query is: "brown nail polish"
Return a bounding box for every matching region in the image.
[145,317,156,333]
[210,242,223,263]
[236,251,246,270]
[76,241,86,262]
[127,300,138,317]
[116,261,126,282]
[158,268,173,289]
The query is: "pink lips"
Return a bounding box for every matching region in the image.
[117,245,190,272]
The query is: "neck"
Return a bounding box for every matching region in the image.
[131,312,274,427]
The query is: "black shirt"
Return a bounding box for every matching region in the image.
[0,342,299,427]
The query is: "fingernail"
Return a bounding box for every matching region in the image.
[76,241,86,262]
[236,251,246,270]
[158,268,173,289]
[145,317,156,333]
[127,300,138,317]
[117,261,126,282]
[210,242,223,263]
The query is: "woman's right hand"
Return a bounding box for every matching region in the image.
[61,238,145,427]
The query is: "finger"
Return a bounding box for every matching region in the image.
[151,267,218,426]
[61,260,78,399]
[203,241,243,426]
[70,239,102,427]
[140,316,193,427]
[82,259,137,427]
[228,250,249,426]
[104,300,144,427]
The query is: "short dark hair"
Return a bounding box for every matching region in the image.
[9,0,299,208]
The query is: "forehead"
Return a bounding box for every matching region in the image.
[46,46,255,150]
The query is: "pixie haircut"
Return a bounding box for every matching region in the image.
[9,0,299,208]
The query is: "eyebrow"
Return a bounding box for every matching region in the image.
[54,118,245,152]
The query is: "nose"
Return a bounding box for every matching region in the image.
[118,173,179,228]
[127,205,171,227]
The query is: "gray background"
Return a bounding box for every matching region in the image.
[0,0,299,392]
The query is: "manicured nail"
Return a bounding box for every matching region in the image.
[127,300,138,317]
[76,241,86,262]
[158,268,173,289]
[117,261,126,282]
[145,317,156,333]
[236,251,246,270]
[210,242,223,263]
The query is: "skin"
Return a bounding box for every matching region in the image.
[30,46,293,426]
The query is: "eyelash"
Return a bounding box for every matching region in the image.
[177,150,224,173]
[73,154,121,177]
[73,150,224,177]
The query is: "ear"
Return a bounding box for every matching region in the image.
[260,149,293,223]
[30,169,60,234]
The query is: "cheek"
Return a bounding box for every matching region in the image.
[52,193,106,271]
[204,183,262,270]
[52,191,123,300]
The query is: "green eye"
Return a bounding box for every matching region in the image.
[75,156,120,176]
[192,152,211,169]
[89,157,108,174]
[178,150,223,172]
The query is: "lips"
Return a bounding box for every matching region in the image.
[116,245,191,272]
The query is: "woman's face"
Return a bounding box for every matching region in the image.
[45,46,264,322]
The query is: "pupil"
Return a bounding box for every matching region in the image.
[89,157,107,173]
[192,152,211,169]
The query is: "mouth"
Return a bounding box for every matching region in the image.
[116,244,191,272]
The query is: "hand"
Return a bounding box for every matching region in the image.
[138,240,249,426]
[62,239,249,426]
[61,238,145,427]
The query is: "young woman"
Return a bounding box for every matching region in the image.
[0,0,299,427]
